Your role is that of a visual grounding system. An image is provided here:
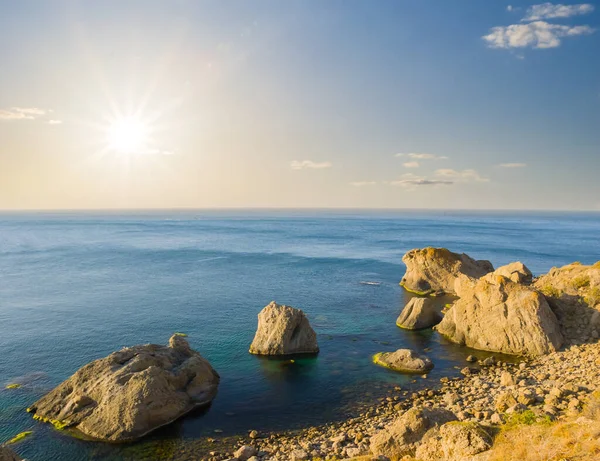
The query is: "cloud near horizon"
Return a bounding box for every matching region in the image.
[403,161,420,168]
[435,168,489,182]
[395,153,448,160]
[498,162,527,168]
[0,107,47,120]
[350,181,377,187]
[483,21,595,49]
[522,3,594,21]
[47,119,63,125]
[290,160,332,170]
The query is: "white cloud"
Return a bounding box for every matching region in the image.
[435,169,490,182]
[498,162,527,168]
[395,153,448,160]
[389,178,454,188]
[507,5,514,12]
[47,120,63,125]
[403,161,420,168]
[290,160,332,170]
[0,107,46,121]
[522,3,594,21]
[483,21,595,49]
[350,181,377,187]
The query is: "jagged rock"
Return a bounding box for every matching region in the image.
[534,262,600,344]
[396,297,442,330]
[493,262,533,284]
[415,421,492,460]
[436,273,563,356]
[400,247,493,295]
[373,349,434,373]
[249,302,319,356]
[370,407,456,458]
[28,335,220,442]
[0,447,22,461]
[495,391,518,412]
[235,445,257,460]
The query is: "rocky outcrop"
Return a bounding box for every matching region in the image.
[373,349,434,373]
[249,302,319,356]
[396,297,442,330]
[534,262,600,345]
[493,262,533,284]
[0,447,22,461]
[436,273,563,356]
[415,421,492,461]
[401,247,493,295]
[28,334,220,442]
[370,407,456,458]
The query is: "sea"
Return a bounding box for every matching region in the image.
[1,210,599,460]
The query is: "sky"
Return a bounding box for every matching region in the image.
[0,0,599,210]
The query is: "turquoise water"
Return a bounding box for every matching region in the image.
[1,210,599,460]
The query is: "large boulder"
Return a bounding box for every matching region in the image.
[373,349,434,373]
[0,447,22,461]
[27,335,220,442]
[534,262,600,345]
[397,297,442,330]
[415,421,492,461]
[370,407,456,458]
[436,273,563,356]
[401,247,493,295]
[249,302,319,356]
[493,262,533,284]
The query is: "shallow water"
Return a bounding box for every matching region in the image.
[1,210,599,460]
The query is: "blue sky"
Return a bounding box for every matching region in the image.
[0,0,599,209]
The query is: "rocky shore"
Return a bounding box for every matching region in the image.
[202,340,600,461]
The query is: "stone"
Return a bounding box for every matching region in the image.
[493,262,533,284]
[495,392,518,412]
[415,421,492,460]
[500,371,515,386]
[396,297,442,330]
[0,447,22,461]
[370,407,456,458]
[234,445,257,460]
[249,301,319,356]
[466,355,477,362]
[291,449,309,460]
[400,247,494,295]
[437,273,563,356]
[373,349,434,373]
[248,429,259,439]
[28,334,220,442]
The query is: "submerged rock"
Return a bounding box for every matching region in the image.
[396,297,442,330]
[437,273,563,356]
[370,407,456,458]
[493,261,533,284]
[401,247,493,295]
[0,447,22,461]
[28,334,220,442]
[373,349,434,373]
[249,301,319,356]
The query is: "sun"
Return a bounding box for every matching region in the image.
[107,117,149,154]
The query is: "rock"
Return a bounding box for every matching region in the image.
[291,449,309,460]
[437,273,563,356]
[415,421,492,460]
[466,355,477,362]
[534,262,600,343]
[370,407,456,458]
[235,445,257,460]
[28,334,220,442]
[396,297,443,330]
[495,392,518,412]
[373,349,434,373]
[493,262,533,284]
[500,371,515,386]
[400,247,493,295]
[0,447,22,461]
[249,301,319,356]
[248,429,259,439]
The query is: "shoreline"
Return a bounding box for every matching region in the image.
[177,340,600,461]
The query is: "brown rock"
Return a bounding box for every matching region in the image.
[396,298,442,330]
